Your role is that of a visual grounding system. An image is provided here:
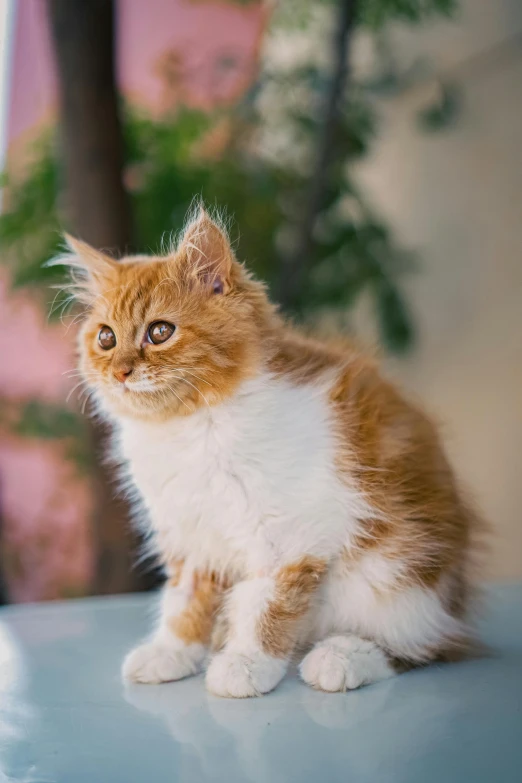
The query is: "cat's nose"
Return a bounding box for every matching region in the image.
[113,367,133,384]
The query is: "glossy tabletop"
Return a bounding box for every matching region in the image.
[0,585,521,783]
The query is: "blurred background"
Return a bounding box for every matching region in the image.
[0,0,520,603]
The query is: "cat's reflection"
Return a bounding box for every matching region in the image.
[124,673,290,783]
[124,664,468,783]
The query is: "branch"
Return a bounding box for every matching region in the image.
[277,0,357,310]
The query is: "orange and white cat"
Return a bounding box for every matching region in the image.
[61,206,478,697]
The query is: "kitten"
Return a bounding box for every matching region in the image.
[62,206,479,697]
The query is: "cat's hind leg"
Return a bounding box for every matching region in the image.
[300,573,469,692]
[299,634,398,692]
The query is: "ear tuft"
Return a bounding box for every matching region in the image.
[63,234,117,278]
[46,235,117,305]
[178,208,233,294]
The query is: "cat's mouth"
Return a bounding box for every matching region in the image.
[111,378,159,395]
[101,373,203,414]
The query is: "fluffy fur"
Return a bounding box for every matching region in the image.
[62,206,480,697]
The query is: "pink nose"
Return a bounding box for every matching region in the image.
[114,368,132,384]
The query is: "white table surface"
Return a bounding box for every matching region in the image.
[0,585,521,783]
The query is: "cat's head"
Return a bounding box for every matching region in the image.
[60,208,273,420]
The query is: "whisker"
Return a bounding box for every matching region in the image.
[158,366,211,377]
[81,389,96,415]
[174,376,211,407]
[77,383,94,402]
[66,379,88,404]
[177,369,212,387]
[62,369,98,377]
[59,298,76,326]
[65,308,92,331]
[47,289,64,322]
[167,384,192,411]
[157,368,213,388]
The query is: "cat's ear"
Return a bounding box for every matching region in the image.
[53,234,117,303]
[178,208,233,294]
[63,234,117,281]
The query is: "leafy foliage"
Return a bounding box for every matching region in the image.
[417,81,461,132]
[275,0,457,31]
[0,135,63,291]
[358,0,457,29]
[0,398,91,472]
[124,108,284,287]
[14,400,92,472]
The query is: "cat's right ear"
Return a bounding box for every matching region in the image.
[48,235,117,304]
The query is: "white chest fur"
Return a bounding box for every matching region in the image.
[115,374,365,576]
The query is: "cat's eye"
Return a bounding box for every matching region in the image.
[147,321,175,345]
[98,326,116,350]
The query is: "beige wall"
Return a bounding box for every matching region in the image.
[354,0,522,580]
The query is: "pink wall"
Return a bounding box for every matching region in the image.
[0,277,75,401]
[1,0,264,602]
[7,0,55,145]
[119,0,265,112]
[0,276,93,602]
[0,437,93,602]
[8,0,265,146]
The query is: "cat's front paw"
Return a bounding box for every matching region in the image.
[205,651,287,698]
[122,640,204,684]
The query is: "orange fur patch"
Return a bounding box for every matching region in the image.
[170,570,230,646]
[258,556,327,658]
[167,559,184,588]
[329,357,479,646]
[267,328,344,385]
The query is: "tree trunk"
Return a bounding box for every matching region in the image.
[0,481,9,605]
[46,0,148,594]
[278,0,357,310]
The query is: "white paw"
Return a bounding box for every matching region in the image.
[122,641,204,684]
[299,635,394,692]
[205,651,287,698]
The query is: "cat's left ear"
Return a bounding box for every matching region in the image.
[178,209,233,294]
[55,234,117,303]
